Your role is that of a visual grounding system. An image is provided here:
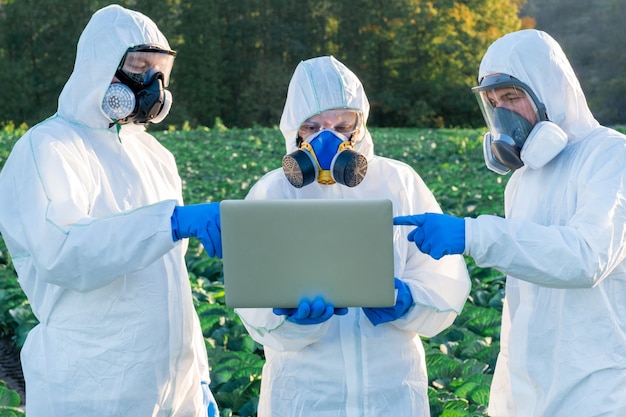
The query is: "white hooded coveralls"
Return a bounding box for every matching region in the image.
[0,5,211,417]
[465,30,626,416]
[235,56,471,417]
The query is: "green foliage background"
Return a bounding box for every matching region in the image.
[0,122,509,417]
[3,0,625,128]
[0,0,526,130]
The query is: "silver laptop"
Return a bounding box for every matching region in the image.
[220,199,395,308]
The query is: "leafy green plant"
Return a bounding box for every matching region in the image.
[0,240,35,347]
[0,126,507,416]
[0,381,25,417]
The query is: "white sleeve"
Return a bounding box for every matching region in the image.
[466,136,626,288]
[0,130,178,292]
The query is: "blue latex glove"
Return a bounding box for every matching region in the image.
[171,203,222,258]
[362,278,413,326]
[201,381,218,417]
[273,296,348,325]
[393,213,465,260]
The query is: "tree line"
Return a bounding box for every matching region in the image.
[4,0,593,131]
[522,0,626,126]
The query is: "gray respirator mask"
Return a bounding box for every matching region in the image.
[472,74,567,175]
[102,45,176,125]
[487,106,535,171]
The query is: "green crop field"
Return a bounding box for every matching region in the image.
[0,122,509,417]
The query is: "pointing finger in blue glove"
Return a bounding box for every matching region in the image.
[393,213,465,260]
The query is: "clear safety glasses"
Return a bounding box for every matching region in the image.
[298,109,363,141]
[118,45,176,87]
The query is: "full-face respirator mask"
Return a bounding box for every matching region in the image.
[102,45,176,125]
[472,74,568,174]
[282,110,368,188]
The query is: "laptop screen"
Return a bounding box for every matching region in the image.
[220,199,395,308]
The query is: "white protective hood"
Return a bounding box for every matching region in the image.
[57,4,171,128]
[280,56,375,159]
[466,30,626,417]
[477,29,599,142]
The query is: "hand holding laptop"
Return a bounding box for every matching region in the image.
[362,278,413,326]
[274,296,349,325]
[274,280,413,326]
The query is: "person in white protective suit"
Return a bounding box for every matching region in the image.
[235,56,471,417]
[0,5,222,417]
[395,29,626,416]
